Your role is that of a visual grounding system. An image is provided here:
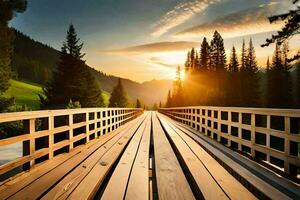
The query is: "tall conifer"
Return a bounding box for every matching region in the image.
[108,78,129,107]
[200,37,210,70]
[40,24,104,108]
[228,46,239,72]
[210,31,226,71]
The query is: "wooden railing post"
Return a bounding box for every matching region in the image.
[250,113,255,157]
[49,116,54,159]
[284,116,291,174]
[69,114,74,150]
[86,112,89,143]
[23,118,35,169]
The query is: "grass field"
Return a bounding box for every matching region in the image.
[2,80,111,110]
[3,80,42,110]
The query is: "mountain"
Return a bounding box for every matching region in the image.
[11,29,172,106]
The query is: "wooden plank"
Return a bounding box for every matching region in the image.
[0,148,83,198]
[4,116,140,200]
[125,112,152,200]
[157,113,229,200]
[165,116,297,200]
[65,114,147,200]
[158,113,257,200]
[101,112,151,200]
[152,113,195,200]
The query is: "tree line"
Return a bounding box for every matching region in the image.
[166,30,300,108]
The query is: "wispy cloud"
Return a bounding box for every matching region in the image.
[103,41,199,54]
[152,0,222,37]
[175,2,289,38]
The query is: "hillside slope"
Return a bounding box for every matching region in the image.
[3,80,42,109]
[12,29,172,106]
[2,80,111,110]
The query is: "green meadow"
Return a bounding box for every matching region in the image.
[3,80,110,110]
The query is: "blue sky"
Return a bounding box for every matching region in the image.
[11,0,299,82]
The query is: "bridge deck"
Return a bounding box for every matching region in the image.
[0,111,299,200]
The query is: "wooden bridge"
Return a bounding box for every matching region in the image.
[0,107,299,199]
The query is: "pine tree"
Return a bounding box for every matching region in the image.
[262,0,300,62]
[108,78,129,107]
[228,46,239,72]
[0,0,27,112]
[226,46,240,106]
[40,24,104,108]
[281,41,290,71]
[245,39,258,72]
[239,39,260,107]
[190,48,196,70]
[166,89,172,107]
[136,99,142,108]
[240,39,247,70]
[199,37,210,70]
[185,51,191,71]
[210,31,227,71]
[266,56,271,71]
[272,43,282,70]
[267,42,291,108]
[172,66,184,106]
[195,50,200,70]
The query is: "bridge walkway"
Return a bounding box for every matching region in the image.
[0,111,299,200]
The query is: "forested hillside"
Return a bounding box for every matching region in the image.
[12,30,172,106]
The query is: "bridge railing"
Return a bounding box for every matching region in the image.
[0,108,142,178]
[159,106,300,177]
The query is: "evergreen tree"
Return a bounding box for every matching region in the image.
[172,66,184,106]
[262,0,300,62]
[226,46,240,106]
[190,48,196,70]
[159,101,162,108]
[210,31,227,71]
[228,46,239,72]
[245,39,258,72]
[199,37,210,70]
[166,89,172,107]
[40,24,104,108]
[108,78,129,107]
[272,43,282,70]
[240,39,247,70]
[267,42,291,108]
[239,39,260,107]
[266,56,271,71]
[0,0,27,112]
[185,51,191,71]
[281,41,290,71]
[209,31,227,105]
[136,99,142,108]
[195,50,200,70]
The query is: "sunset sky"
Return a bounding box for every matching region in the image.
[11,0,300,82]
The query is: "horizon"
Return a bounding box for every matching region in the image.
[11,0,300,82]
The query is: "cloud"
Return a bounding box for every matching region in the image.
[175,2,287,38]
[103,41,199,54]
[151,0,222,36]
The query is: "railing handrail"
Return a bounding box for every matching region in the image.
[0,107,143,179]
[160,106,300,117]
[0,107,142,123]
[159,106,300,178]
